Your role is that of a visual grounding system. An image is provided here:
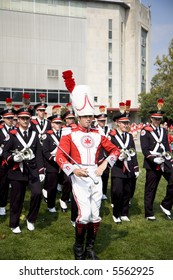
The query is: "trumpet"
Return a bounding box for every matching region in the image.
[150,151,173,161]
[162,151,173,160]
[120,148,136,160]
[12,147,35,161]
[128,148,136,157]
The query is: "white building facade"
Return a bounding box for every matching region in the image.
[0,0,151,122]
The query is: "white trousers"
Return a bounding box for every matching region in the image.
[71,165,102,224]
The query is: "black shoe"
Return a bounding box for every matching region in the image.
[73,244,86,260]
[85,249,99,260]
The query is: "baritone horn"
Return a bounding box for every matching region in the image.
[12,147,35,161]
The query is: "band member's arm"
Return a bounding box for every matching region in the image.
[100,135,120,167]
[2,134,16,164]
[42,134,56,161]
[35,136,45,174]
[56,135,76,176]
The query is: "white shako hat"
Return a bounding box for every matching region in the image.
[62,70,94,117]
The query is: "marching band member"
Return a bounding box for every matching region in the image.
[95,105,110,200]
[109,101,139,223]
[140,99,173,220]
[61,103,78,225]
[42,105,63,213]
[0,98,15,216]
[13,104,20,128]
[31,93,51,145]
[31,93,51,202]
[56,70,120,260]
[2,94,45,233]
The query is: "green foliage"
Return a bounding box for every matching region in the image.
[1,152,173,260]
[139,38,173,121]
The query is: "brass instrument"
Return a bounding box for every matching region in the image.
[128,148,136,157]
[120,148,136,160]
[12,147,35,161]
[150,151,173,161]
[0,144,4,156]
[162,151,173,160]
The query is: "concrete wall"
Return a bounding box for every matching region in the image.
[0,0,151,117]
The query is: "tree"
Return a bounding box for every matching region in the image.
[138,38,173,122]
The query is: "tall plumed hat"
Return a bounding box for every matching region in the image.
[113,100,131,122]
[61,102,75,120]
[149,98,165,118]
[0,98,15,117]
[17,93,33,117]
[34,93,47,110]
[62,70,94,116]
[94,105,107,120]
[48,104,62,122]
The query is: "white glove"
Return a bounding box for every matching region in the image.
[39,174,45,182]
[135,171,139,178]
[13,154,24,162]
[0,147,3,156]
[119,152,126,161]
[154,157,165,165]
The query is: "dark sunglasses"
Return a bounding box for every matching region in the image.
[152,118,162,121]
[19,117,30,120]
[4,117,14,120]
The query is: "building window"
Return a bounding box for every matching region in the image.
[94,96,98,103]
[59,91,70,104]
[109,61,112,76]
[141,28,147,92]
[48,93,59,103]
[109,79,112,94]
[108,19,113,104]
[108,19,112,40]
[47,69,59,79]
[0,87,69,106]
[12,91,24,102]
[36,90,47,102]
[108,43,112,60]
[0,89,10,101]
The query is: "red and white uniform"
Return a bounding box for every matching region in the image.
[56,125,120,224]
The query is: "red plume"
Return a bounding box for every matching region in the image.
[5,98,12,108]
[119,102,125,114]
[157,98,164,110]
[62,70,76,93]
[125,100,131,112]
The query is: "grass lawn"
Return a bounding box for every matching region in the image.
[0,152,173,260]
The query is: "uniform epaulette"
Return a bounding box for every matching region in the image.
[10,129,17,135]
[109,129,116,136]
[31,119,38,125]
[47,130,53,134]
[70,123,78,129]
[143,125,153,132]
